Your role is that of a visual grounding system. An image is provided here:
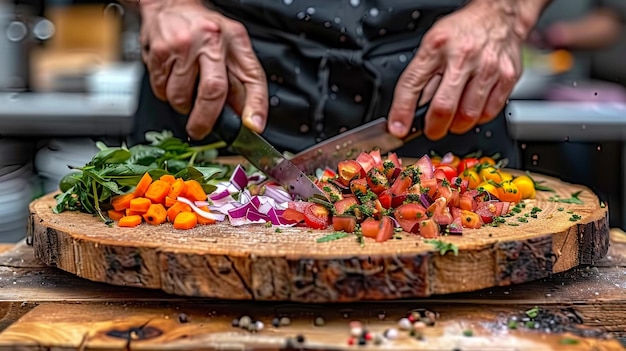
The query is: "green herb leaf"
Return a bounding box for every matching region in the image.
[551,190,584,205]
[559,337,580,345]
[424,239,458,256]
[525,306,540,319]
[316,232,349,243]
[525,171,555,192]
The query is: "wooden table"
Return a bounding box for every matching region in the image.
[0,230,624,350]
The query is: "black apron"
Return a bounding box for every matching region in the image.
[129,0,519,167]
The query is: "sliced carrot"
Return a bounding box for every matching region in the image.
[118,215,143,228]
[195,206,216,225]
[173,211,198,230]
[164,196,177,208]
[144,180,170,204]
[169,178,187,199]
[167,201,192,223]
[133,173,153,197]
[159,174,176,185]
[184,179,207,201]
[111,193,135,212]
[129,197,152,213]
[125,208,143,216]
[107,209,125,221]
[143,203,167,225]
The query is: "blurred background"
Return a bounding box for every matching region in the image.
[0,0,625,242]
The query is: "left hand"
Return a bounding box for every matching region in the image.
[388,0,544,140]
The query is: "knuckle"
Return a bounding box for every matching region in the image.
[199,78,228,99]
[431,98,455,117]
[227,21,249,40]
[480,54,499,77]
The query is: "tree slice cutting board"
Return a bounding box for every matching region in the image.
[28,171,609,303]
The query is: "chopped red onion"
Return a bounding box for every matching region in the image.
[176,196,226,221]
[230,164,249,190]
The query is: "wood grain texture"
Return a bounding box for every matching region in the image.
[1,234,625,349]
[0,302,623,351]
[29,172,610,302]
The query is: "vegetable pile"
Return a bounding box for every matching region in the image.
[54,132,556,242]
[284,150,552,242]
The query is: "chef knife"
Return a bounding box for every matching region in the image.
[210,105,325,200]
[289,103,430,175]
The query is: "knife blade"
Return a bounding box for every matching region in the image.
[211,105,325,200]
[289,103,430,175]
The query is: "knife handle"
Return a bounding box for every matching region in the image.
[211,105,242,146]
[403,102,430,143]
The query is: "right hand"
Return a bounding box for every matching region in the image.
[139,0,268,140]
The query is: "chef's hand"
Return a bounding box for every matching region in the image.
[138,0,268,140]
[388,0,549,140]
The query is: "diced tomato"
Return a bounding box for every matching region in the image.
[459,192,476,212]
[332,215,357,233]
[395,203,427,221]
[337,160,364,186]
[386,152,401,168]
[378,189,392,209]
[303,203,330,229]
[390,172,413,195]
[420,178,438,198]
[361,198,384,220]
[396,218,420,233]
[288,201,312,213]
[457,157,479,174]
[434,164,457,183]
[427,197,453,226]
[360,217,380,238]
[350,178,369,196]
[360,216,394,242]
[282,208,305,223]
[419,218,440,238]
[414,155,434,180]
[448,188,460,208]
[317,181,343,203]
[434,181,453,204]
[320,167,338,182]
[356,152,377,173]
[382,160,400,181]
[460,210,482,229]
[391,193,407,208]
[450,176,469,193]
[375,216,395,242]
[334,196,359,215]
[369,149,383,167]
[366,167,389,194]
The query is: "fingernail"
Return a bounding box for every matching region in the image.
[390,121,406,136]
[250,115,264,131]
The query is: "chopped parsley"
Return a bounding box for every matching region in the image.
[424,239,458,256]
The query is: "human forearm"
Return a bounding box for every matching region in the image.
[547,9,622,49]
[469,0,552,39]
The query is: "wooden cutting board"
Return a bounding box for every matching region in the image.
[28,171,609,303]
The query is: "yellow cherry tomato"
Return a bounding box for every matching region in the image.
[460,169,481,189]
[512,175,536,199]
[478,156,496,166]
[499,171,513,181]
[479,166,506,183]
[498,180,522,203]
[477,181,500,199]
